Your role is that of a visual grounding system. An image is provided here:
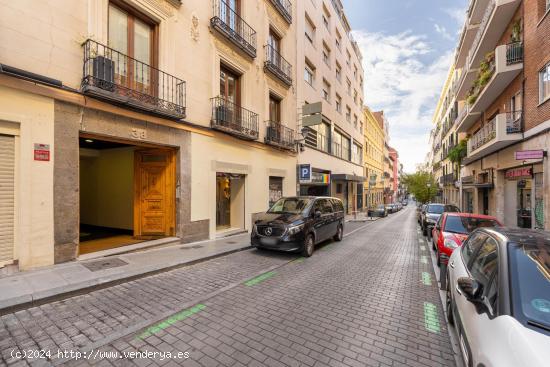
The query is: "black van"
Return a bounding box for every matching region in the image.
[251,196,345,257]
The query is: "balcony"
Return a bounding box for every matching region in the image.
[455,22,479,68]
[210,0,257,58]
[264,45,292,87]
[442,173,456,186]
[466,0,521,70]
[268,0,292,24]
[465,112,523,162]
[264,121,296,151]
[210,97,259,140]
[468,0,492,24]
[81,39,186,119]
[457,43,523,132]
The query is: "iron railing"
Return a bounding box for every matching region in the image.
[211,96,259,140]
[264,121,295,151]
[442,173,456,186]
[470,117,497,152]
[506,42,523,65]
[264,44,292,86]
[268,0,292,23]
[211,0,257,58]
[506,110,523,133]
[467,0,495,68]
[81,39,186,119]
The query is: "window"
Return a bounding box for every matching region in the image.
[342,137,350,160]
[354,89,358,104]
[322,79,330,102]
[322,15,329,30]
[268,29,281,53]
[108,3,156,91]
[335,94,342,112]
[335,29,342,50]
[354,64,358,79]
[359,122,363,134]
[346,106,351,123]
[540,62,550,103]
[461,232,488,269]
[470,237,498,290]
[322,43,331,67]
[336,183,342,194]
[346,49,351,67]
[346,78,352,95]
[220,65,240,105]
[335,62,342,82]
[321,199,333,214]
[305,16,315,44]
[269,94,281,122]
[304,61,315,86]
[353,114,358,129]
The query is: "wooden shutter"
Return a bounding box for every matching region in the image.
[0,134,15,265]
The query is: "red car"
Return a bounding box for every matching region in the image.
[431,213,501,266]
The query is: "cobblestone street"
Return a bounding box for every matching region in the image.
[1,207,456,366]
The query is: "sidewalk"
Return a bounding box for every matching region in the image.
[0,234,252,313]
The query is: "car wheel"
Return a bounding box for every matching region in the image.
[302,234,314,257]
[445,276,454,325]
[333,224,343,242]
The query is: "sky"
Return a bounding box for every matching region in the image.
[341,0,468,172]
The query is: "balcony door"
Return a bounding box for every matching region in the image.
[268,29,281,66]
[219,66,240,126]
[108,2,156,95]
[222,0,240,32]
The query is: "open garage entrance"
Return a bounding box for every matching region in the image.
[79,135,176,255]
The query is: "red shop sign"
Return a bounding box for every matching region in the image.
[34,143,50,161]
[505,167,532,179]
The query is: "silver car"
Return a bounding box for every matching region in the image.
[446,227,550,367]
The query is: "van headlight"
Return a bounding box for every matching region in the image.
[287,224,304,235]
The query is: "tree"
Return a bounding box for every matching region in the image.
[402,171,438,204]
[447,139,467,178]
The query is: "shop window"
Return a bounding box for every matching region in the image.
[269,177,283,207]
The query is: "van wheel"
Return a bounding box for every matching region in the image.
[333,225,343,241]
[302,234,314,257]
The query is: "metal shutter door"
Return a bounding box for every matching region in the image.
[0,134,15,264]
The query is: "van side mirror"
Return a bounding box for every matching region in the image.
[457,277,483,302]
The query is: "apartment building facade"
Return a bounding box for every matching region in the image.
[452,0,550,229]
[388,147,399,201]
[296,0,366,215]
[362,106,385,209]
[0,0,299,270]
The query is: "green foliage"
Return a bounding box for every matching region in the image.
[447,139,467,164]
[511,19,522,43]
[402,172,438,204]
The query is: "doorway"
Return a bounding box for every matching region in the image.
[79,136,176,254]
[216,173,245,232]
[517,179,532,229]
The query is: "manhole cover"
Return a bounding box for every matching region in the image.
[82,258,128,272]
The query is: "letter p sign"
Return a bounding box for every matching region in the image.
[299,164,311,183]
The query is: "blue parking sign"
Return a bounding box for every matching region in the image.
[299,164,311,183]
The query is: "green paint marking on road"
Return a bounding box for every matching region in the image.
[421,256,428,264]
[422,272,432,285]
[292,257,304,263]
[424,302,440,333]
[137,304,206,339]
[244,271,276,286]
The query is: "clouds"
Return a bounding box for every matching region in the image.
[352,30,453,172]
[434,24,453,41]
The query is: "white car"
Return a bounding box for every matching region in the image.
[446,227,550,367]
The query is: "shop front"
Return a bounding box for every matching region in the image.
[298,165,331,197]
[503,165,544,229]
[331,174,366,215]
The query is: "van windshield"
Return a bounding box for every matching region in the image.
[268,198,312,214]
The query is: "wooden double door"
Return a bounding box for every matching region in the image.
[134,149,176,238]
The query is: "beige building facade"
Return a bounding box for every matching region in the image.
[362,107,385,209]
[0,0,300,270]
[296,0,366,215]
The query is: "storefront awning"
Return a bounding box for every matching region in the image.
[331,174,366,182]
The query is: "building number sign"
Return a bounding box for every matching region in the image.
[130,128,147,140]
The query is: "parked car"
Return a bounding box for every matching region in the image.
[402,200,408,206]
[251,196,344,257]
[446,227,550,367]
[421,203,460,236]
[370,204,387,217]
[385,203,394,214]
[417,204,426,224]
[431,213,501,266]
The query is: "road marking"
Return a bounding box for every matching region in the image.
[421,256,428,264]
[424,302,440,333]
[422,272,432,285]
[137,304,206,339]
[292,257,304,263]
[244,271,276,286]
[420,246,426,251]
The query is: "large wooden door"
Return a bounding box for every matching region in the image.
[134,149,175,238]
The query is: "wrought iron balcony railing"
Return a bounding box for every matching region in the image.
[264,121,296,151]
[264,45,292,86]
[211,97,259,140]
[268,0,292,23]
[506,42,523,65]
[470,116,497,152]
[81,39,186,119]
[506,110,522,133]
[442,173,456,186]
[211,0,257,58]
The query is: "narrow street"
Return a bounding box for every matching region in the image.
[2,208,457,366]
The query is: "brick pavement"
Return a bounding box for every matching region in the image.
[63,208,456,367]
